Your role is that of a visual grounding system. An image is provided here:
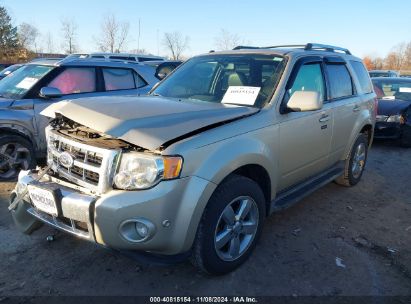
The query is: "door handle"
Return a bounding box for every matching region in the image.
[353,105,361,112]
[319,115,330,123]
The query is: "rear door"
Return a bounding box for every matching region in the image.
[278,56,334,190]
[324,57,364,164]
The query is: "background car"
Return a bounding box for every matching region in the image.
[369,70,399,78]
[373,77,411,146]
[0,57,159,180]
[0,64,24,81]
[67,52,165,63]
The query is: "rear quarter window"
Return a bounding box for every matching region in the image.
[351,61,373,94]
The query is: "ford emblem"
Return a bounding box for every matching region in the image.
[58,152,74,168]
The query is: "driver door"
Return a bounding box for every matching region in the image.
[278,57,333,190]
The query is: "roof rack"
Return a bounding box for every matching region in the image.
[233,43,352,55]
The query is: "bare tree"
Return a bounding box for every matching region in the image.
[95,14,130,53]
[61,18,78,54]
[18,23,40,51]
[214,29,243,50]
[44,32,55,53]
[162,31,189,60]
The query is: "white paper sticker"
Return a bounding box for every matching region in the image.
[382,96,395,100]
[16,77,38,89]
[222,86,261,106]
[399,87,411,93]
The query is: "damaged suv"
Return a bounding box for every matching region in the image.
[10,43,376,275]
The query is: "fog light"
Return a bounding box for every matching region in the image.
[136,222,149,238]
[119,218,156,243]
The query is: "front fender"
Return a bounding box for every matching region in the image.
[181,125,279,199]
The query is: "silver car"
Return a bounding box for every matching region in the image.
[0,57,158,180]
[11,43,376,275]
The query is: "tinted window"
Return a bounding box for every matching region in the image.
[48,67,96,95]
[351,61,373,94]
[138,57,163,62]
[134,72,147,88]
[91,55,105,59]
[109,56,136,61]
[103,68,135,91]
[325,64,353,99]
[289,63,325,101]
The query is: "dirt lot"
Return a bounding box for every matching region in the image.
[0,141,411,297]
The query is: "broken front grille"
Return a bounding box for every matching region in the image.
[46,127,120,193]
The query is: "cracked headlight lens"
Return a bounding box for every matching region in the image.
[114,153,183,190]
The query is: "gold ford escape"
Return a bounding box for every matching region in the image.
[10,43,376,275]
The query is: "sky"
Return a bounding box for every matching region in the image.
[1,0,410,58]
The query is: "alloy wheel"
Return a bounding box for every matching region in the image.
[214,196,259,261]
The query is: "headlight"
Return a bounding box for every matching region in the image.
[376,115,388,122]
[386,114,402,123]
[113,152,183,190]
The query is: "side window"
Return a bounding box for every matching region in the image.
[134,72,148,89]
[350,61,373,94]
[325,64,354,99]
[289,63,325,101]
[103,68,136,91]
[48,67,96,95]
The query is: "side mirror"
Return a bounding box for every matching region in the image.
[287,91,323,112]
[39,87,63,99]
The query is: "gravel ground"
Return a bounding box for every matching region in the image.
[0,140,410,296]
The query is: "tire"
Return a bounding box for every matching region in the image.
[191,175,266,275]
[0,134,35,181]
[400,126,411,148]
[335,133,368,187]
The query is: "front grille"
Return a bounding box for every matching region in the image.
[46,128,120,193]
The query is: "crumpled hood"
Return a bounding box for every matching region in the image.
[378,99,411,116]
[41,95,259,150]
[0,97,14,108]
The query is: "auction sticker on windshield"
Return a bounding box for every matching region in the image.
[16,77,38,90]
[222,86,261,106]
[28,185,58,216]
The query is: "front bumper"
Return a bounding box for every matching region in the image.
[374,122,401,139]
[12,170,216,255]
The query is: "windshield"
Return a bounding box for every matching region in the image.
[0,64,54,99]
[152,54,286,107]
[372,78,411,101]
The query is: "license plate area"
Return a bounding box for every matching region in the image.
[28,183,62,217]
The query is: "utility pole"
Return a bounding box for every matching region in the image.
[157,29,159,56]
[137,18,141,51]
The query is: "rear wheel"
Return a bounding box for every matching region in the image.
[335,133,368,187]
[191,175,265,275]
[0,135,35,181]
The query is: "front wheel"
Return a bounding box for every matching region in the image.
[335,133,368,187]
[191,175,266,275]
[0,135,35,181]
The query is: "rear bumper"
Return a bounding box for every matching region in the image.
[12,169,216,255]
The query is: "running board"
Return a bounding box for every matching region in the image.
[270,163,344,213]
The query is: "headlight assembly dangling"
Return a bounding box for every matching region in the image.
[114,153,183,190]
